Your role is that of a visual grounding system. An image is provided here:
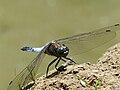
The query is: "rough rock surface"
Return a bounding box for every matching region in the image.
[30,43,120,90]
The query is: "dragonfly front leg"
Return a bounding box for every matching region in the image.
[46,57,59,77]
[64,57,76,64]
[55,57,66,70]
[55,57,61,70]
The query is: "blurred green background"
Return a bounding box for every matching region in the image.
[0,0,120,90]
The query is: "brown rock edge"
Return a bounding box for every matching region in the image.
[30,43,120,90]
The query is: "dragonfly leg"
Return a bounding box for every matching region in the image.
[56,58,67,72]
[55,57,68,70]
[61,58,66,62]
[55,57,61,70]
[64,57,76,64]
[46,57,59,77]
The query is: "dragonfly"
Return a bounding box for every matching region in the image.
[7,24,120,90]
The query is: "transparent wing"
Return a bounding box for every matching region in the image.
[57,24,120,56]
[7,43,50,90]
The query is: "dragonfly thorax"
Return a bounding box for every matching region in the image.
[45,41,69,57]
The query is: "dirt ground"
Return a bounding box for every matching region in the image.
[29,43,120,90]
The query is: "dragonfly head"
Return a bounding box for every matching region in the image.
[56,43,69,57]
